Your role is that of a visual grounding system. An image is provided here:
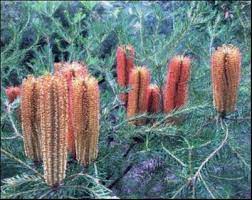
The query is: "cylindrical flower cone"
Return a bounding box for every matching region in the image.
[72,76,100,166]
[163,55,191,113]
[39,75,68,187]
[116,45,135,107]
[20,76,42,161]
[163,56,191,125]
[147,84,161,124]
[211,45,241,116]
[127,66,150,125]
[54,61,89,158]
[147,84,161,113]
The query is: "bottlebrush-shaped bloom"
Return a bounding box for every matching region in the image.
[127,66,150,125]
[39,75,68,187]
[54,61,89,158]
[211,45,241,115]
[21,76,42,161]
[116,45,135,106]
[5,86,21,103]
[163,55,191,113]
[72,76,100,166]
[147,84,161,113]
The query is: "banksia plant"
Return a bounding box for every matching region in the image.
[127,66,150,125]
[116,45,135,106]
[163,55,191,113]
[54,61,89,158]
[20,76,42,161]
[5,86,21,103]
[211,45,241,116]
[39,75,68,187]
[147,84,161,114]
[72,76,100,166]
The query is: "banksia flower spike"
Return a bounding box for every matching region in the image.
[163,55,191,113]
[211,45,241,116]
[39,75,68,187]
[72,76,100,166]
[21,76,42,161]
[127,66,150,125]
[147,84,161,113]
[54,61,89,158]
[116,45,135,106]
[5,86,21,103]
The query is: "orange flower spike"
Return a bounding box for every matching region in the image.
[147,84,161,113]
[64,71,76,158]
[21,76,42,161]
[211,45,241,114]
[72,77,100,166]
[175,56,191,108]
[54,62,89,158]
[73,79,88,164]
[137,67,151,125]
[39,75,68,187]
[127,68,140,124]
[127,67,150,125]
[85,77,100,162]
[5,86,21,103]
[116,46,127,103]
[163,56,182,113]
[125,45,135,84]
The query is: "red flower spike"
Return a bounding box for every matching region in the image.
[116,45,135,106]
[137,67,151,125]
[147,84,161,113]
[163,55,191,113]
[5,86,21,103]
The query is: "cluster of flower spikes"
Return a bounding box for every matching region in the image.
[18,61,100,187]
[116,45,194,125]
[116,45,162,125]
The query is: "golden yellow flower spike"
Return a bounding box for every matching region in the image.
[211,45,241,116]
[39,75,68,187]
[21,76,42,161]
[72,76,100,166]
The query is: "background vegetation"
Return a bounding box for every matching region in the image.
[1,1,251,199]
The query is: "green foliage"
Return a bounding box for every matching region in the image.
[1,1,251,199]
